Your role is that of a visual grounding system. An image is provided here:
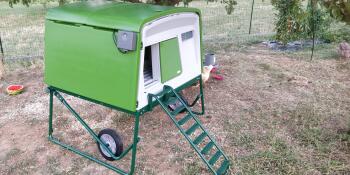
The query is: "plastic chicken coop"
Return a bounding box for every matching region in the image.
[44,1,229,174]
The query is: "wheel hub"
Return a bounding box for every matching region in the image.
[99,134,117,157]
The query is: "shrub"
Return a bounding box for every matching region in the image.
[271,0,331,44]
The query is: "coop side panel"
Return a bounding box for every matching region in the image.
[44,20,139,112]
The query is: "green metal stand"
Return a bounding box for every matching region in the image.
[47,76,209,174]
[48,87,140,175]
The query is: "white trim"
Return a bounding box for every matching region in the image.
[136,13,201,110]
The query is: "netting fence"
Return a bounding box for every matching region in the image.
[0,0,276,61]
[0,2,49,61]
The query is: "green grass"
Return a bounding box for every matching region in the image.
[276,43,339,60]
[182,161,203,175]
[228,100,350,174]
[1,148,39,174]
[280,102,350,174]
[236,138,305,175]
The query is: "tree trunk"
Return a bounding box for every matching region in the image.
[0,54,4,80]
[58,0,65,6]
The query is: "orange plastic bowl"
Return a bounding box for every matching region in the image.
[6,85,24,95]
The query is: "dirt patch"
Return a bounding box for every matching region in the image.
[0,45,350,174]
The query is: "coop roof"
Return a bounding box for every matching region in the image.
[46,2,200,32]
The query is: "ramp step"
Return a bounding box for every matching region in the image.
[193,132,207,145]
[216,160,230,175]
[209,151,222,165]
[201,141,214,155]
[178,114,192,125]
[185,123,200,135]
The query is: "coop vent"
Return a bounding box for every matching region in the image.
[181,31,193,41]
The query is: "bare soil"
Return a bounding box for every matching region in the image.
[0,44,349,175]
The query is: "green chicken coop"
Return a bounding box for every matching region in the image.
[44,1,229,174]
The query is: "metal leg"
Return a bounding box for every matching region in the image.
[190,76,205,116]
[47,87,140,175]
[129,113,140,175]
[199,76,205,115]
[48,89,53,137]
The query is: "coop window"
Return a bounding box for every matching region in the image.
[144,46,154,86]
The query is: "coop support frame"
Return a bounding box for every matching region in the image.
[48,87,140,175]
[47,75,204,175]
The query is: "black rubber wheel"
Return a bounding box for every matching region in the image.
[97,129,123,161]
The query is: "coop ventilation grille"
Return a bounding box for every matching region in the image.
[181,31,193,41]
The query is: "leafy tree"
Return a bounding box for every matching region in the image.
[271,0,307,43]
[321,0,350,24]
[270,0,350,44]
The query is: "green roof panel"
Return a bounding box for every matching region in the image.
[46,2,200,32]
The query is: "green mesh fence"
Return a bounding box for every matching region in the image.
[189,0,275,44]
[0,0,277,61]
[0,2,50,61]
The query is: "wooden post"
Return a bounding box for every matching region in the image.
[0,34,5,80]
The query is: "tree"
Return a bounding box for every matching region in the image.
[271,0,307,43]
[270,0,350,44]
[321,0,350,24]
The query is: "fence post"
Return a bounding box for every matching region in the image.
[310,0,316,60]
[0,34,4,80]
[249,0,255,34]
